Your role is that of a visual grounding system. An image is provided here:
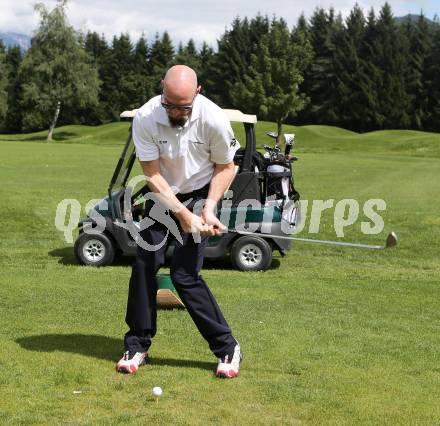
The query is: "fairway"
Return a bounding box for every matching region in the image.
[0,122,439,425]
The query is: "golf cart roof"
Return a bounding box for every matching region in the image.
[222,109,257,124]
[120,108,257,124]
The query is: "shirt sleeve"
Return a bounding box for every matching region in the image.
[132,112,159,161]
[209,118,241,164]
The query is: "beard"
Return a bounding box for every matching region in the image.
[168,114,190,127]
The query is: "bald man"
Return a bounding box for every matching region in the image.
[116,65,243,378]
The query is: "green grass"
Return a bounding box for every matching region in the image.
[1,122,439,425]
[2,120,439,158]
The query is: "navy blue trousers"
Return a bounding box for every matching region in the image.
[124,192,237,358]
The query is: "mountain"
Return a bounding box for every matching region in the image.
[0,32,31,51]
[395,14,437,25]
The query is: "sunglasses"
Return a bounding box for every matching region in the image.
[161,91,197,112]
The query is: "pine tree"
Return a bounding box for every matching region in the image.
[97,36,119,120]
[425,22,440,131]
[19,0,100,139]
[149,32,175,93]
[295,13,310,36]
[84,31,108,63]
[0,41,7,126]
[4,46,23,132]
[363,3,411,129]
[214,16,250,101]
[289,14,313,121]
[81,31,109,124]
[212,16,269,107]
[133,34,154,107]
[134,34,149,73]
[248,14,270,52]
[232,17,312,141]
[300,8,340,124]
[97,33,144,119]
[359,8,385,130]
[403,14,433,129]
[173,39,200,72]
[198,42,216,98]
[291,14,311,125]
[330,4,375,131]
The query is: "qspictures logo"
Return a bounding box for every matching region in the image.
[54,175,389,251]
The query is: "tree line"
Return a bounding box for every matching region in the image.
[0,1,439,138]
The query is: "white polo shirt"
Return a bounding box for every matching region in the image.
[132,94,240,194]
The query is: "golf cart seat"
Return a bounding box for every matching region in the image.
[221,110,261,206]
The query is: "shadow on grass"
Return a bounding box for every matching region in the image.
[148,357,214,371]
[27,131,78,142]
[48,247,281,270]
[1,131,78,143]
[48,247,78,265]
[203,256,281,271]
[48,247,134,267]
[15,334,215,371]
[16,334,120,361]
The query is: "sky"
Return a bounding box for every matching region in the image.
[0,0,437,47]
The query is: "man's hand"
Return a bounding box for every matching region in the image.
[201,209,227,235]
[176,209,219,236]
[200,162,235,235]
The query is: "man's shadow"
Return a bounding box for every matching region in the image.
[16,334,215,371]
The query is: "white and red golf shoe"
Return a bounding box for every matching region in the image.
[116,351,148,374]
[216,344,243,378]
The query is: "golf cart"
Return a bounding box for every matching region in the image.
[74,109,301,271]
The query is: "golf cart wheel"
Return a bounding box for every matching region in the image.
[74,232,115,266]
[230,236,272,271]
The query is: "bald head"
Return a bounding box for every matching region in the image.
[162,65,199,104]
[161,65,201,127]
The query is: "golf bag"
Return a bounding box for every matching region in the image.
[265,161,300,231]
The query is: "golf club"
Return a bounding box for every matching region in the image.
[227,229,398,250]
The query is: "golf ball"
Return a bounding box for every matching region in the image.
[152,386,163,397]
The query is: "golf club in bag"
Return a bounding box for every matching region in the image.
[263,132,301,233]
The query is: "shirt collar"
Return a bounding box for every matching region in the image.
[189,95,201,123]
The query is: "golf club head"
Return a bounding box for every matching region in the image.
[284,137,294,156]
[385,231,398,248]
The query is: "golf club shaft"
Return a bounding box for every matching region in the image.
[227,229,386,250]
